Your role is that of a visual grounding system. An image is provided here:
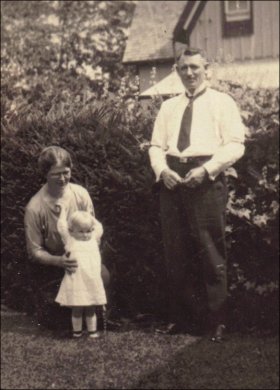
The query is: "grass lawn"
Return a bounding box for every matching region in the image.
[1,308,279,389]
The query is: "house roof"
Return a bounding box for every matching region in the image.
[140,59,279,97]
[140,71,185,96]
[122,1,187,64]
[173,0,207,43]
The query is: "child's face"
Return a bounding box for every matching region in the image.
[71,225,93,241]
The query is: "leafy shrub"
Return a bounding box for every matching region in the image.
[223,85,279,332]
[1,80,279,333]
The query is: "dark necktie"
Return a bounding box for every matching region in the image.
[177,88,207,152]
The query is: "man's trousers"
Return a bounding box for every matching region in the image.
[160,158,228,329]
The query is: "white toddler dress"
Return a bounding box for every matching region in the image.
[55,212,107,307]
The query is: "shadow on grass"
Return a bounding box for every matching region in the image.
[0,307,158,340]
[1,307,279,389]
[132,334,279,390]
[1,309,45,336]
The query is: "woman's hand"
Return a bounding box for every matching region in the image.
[61,252,78,274]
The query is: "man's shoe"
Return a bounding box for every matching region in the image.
[210,324,226,343]
[155,323,185,335]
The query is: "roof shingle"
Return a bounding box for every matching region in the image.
[122,1,187,64]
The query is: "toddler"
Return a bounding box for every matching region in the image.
[55,203,107,338]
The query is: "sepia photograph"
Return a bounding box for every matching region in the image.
[1,1,279,389]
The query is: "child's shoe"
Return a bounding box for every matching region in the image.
[72,331,83,338]
[88,331,101,338]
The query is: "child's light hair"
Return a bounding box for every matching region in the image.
[69,210,94,232]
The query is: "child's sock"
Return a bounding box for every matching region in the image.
[72,314,83,334]
[85,313,97,333]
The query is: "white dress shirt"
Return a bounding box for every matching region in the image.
[149,82,245,181]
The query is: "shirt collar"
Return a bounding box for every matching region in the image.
[185,81,209,99]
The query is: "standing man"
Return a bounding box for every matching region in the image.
[149,48,245,341]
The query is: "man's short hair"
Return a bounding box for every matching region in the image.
[38,146,73,176]
[176,47,208,63]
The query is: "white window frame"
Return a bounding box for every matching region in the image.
[225,1,251,22]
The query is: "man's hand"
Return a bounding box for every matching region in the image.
[61,252,78,274]
[161,168,182,190]
[182,166,207,188]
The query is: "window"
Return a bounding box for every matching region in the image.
[225,1,250,22]
[222,1,253,37]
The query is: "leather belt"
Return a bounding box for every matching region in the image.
[166,155,211,164]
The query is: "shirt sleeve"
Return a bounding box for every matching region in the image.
[24,205,47,260]
[149,103,170,181]
[203,94,245,179]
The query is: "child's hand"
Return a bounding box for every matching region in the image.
[91,218,98,231]
[92,218,103,243]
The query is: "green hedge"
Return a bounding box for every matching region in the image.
[1,84,279,333]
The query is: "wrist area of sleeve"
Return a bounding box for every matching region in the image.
[160,168,170,178]
[202,161,221,181]
[155,163,169,182]
[34,250,64,268]
[51,255,67,269]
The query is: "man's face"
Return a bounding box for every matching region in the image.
[176,53,207,93]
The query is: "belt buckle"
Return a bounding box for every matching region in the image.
[179,157,188,163]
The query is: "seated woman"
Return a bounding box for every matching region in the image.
[24,145,110,330]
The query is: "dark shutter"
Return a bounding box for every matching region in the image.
[222,1,253,37]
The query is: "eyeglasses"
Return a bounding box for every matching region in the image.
[48,170,71,179]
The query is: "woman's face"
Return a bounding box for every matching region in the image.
[46,163,71,192]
